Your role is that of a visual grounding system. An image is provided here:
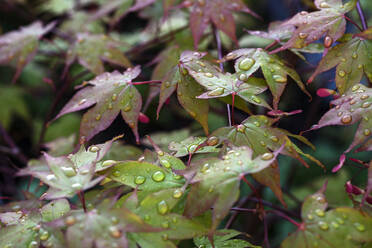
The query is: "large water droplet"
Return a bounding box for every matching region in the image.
[207,87,224,96]
[89,146,100,153]
[40,230,50,241]
[341,114,352,124]
[160,159,171,169]
[352,52,358,59]
[71,183,82,190]
[46,174,56,181]
[102,160,117,167]
[320,2,330,8]
[78,99,87,105]
[123,103,132,112]
[253,121,260,127]
[157,200,168,215]
[251,96,261,104]
[360,94,369,100]
[61,167,76,177]
[152,171,165,182]
[315,209,325,217]
[237,124,246,133]
[270,136,279,142]
[109,226,121,238]
[239,73,247,81]
[200,163,210,173]
[206,136,219,146]
[65,216,76,226]
[331,221,339,228]
[298,32,308,39]
[318,221,329,230]
[111,94,118,101]
[364,129,371,136]
[307,214,314,220]
[323,36,333,48]
[353,222,365,232]
[362,102,371,108]
[338,70,346,77]
[134,176,146,185]
[173,189,183,199]
[273,75,287,83]
[261,152,274,160]
[239,58,255,71]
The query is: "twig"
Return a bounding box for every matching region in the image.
[344,15,363,32]
[356,1,368,31]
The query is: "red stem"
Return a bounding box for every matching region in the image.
[78,191,87,213]
[268,209,302,228]
[131,80,162,85]
[344,15,363,32]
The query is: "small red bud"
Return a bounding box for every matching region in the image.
[317,88,336,97]
[138,112,150,123]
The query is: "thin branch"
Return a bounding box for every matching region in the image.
[344,15,363,32]
[356,1,368,31]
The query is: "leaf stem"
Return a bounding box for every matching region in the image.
[78,191,87,213]
[344,15,363,32]
[356,1,368,31]
[131,80,162,85]
[267,209,302,228]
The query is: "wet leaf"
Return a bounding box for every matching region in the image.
[186,0,258,47]
[194,229,260,248]
[310,84,372,171]
[66,33,131,75]
[168,136,220,157]
[220,48,311,108]
[54,67,142,143]
[272,0,357,53]
[309,33,372,94]
[0,21,55,82]
[281,189,372,248]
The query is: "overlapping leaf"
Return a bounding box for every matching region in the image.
[181,51,272,109]
[186,0,258,47]
[180,145,282,231]
[194,229,260,248]
[220,48,311,108]
[65,33,131,75]
[54,67,142,143]
[309,31,372,94]
[281,188,372,248]
[272,0,357,53]
[0,199,70,248]
[311,84,372,171]
[0,21,55,82]
[17,138,118,199]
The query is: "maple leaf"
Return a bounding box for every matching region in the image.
[54,67,143,143]
[0,21,55,83]
[186,0,259,48]
[281,187,372,248]
[220,48,311,109]
[181,51,272,109]
[194,229,260,248]
[0,199,70,248]
[271,0,357,53]
[17,138,119,199]
[168,136,220,157]
[65,33,131,75]
[310,84,372,172]
[308,31,372,94]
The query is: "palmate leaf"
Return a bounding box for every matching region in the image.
[17,137,118,199]
[168,136,220,157]
[54,67,142,143]
[212,115,323,205]
[181,51,272,109]
[194,229,261,248]
[281,188,372,248]
[0,199,70,248]
[220,48,311,108]
[0,21,55,82]
[309,30,372,94]
[56,199,157,248]
[180,145,282,231]
[65,33,131,75]
[185,0,258,47]
[311,84,372,172]
[272,0,357,53]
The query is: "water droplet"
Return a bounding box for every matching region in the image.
[108,103,113,110]
[109,226,121,238]
[273,75,287,83]
[237,124,246,133]
[157,150,165,156]
[318,221,329,230]
[134,176,146,185]
[190,111,197,118]
[152,171,165,182]
[46,174,56,181]
[173,173,183,180]
[89,146,100,153]
[352,52,358,59]
[102,160,117,167]
[160,159,171,168]
[40,230,49,241]
[270,136,279,142]
[200,163,210,173]
[353,222,365,232]
[341,114,352,124]
[188,144,198,152]
[352,85,360,92]
[336,217,344,224]
[360,94,369,100]
[161,221,169,228]
[173,189,183,199]
[219,14,225,21]
[112,94,118,101]
[323,36,333,48]
[349,99,357,105]
[315,209,325,217]
[252,96,261,104]
[260,141,266,147]
[338,70,346,77]
[111,216,119,224]
[204,72,213,78]
[364,129,371,136]
[226,52,236,60]
[61,167,76,177]
[162,234,168,241]
[71,183,82,190]
[28,241,38,248]
[307,214,314,220]
[206,136,219,146]
[78,99,87,105]
[253,121,260,127]
[300,11,308,15]
[208,186,214,192]
[320,2,330,8]
[157,200,168,215]
[207,87,224,96]
[299,32,308,39]
[123,103,132,112]
[358,64,363,69]
[362,102,371,108]
[239,73,247,81]
[239,58,255,71]
[197,61,206,67]
[261,152,274,160]
[65,216,76,226]
[95,114,101,121]
[331,221,339,228]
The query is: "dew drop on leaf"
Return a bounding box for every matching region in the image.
[298,32,308,39]
[134,176,146,185]
[237,124,246,133]
[123,104,132,112]
[315,209,325,217]
[353,222,365,232]
[102,160,117,167]
[273,75,287,83]
[331,221,339,228]
[39,230,50,241]
[152,171,165,182]
[78,99,87,105]
[320,2,331,8]
[28,241,38,248]
[162,234,168,241]
[162,221,169,228]
[65,216,76,226]
[71,183,82,190]
[111,94,118,101]
[336,217,344,224]
[323,36,333,48]
[364,129,371,136]
[318,221,329,230]
[341,114,352,124]
[46,174,56,181]
[89,146,100,153]
[206,136,219,146]
[360,94,369,100]
[239,74,247,81]
[173,189,183,199]
[251,96,261,103]
[160,159,171,168]
[109,226,121,238]
[238,58,255,71]
[157,200,169,215]
[61,167,76,177]
[338,70,346,77]
[261,152,274,160]
[200,163,210,173]
[95,114,102,121]
[270,136,279,142]
[207,87,224,96]
[307,214,314,220]
[362,102,371,108]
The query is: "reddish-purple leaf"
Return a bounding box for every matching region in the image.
[54,67,143,143]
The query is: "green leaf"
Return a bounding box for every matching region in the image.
[41,199,71,222]
[168,136,220,157]
[0,21,55,82]
[220,48,311,108]
[194,229,261,248]
[66,33,131,75]
[39,0,75,14]
[309,34,372,94]
[141,129,191,152]
[54,67,142,143]
[281,189,372,248]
